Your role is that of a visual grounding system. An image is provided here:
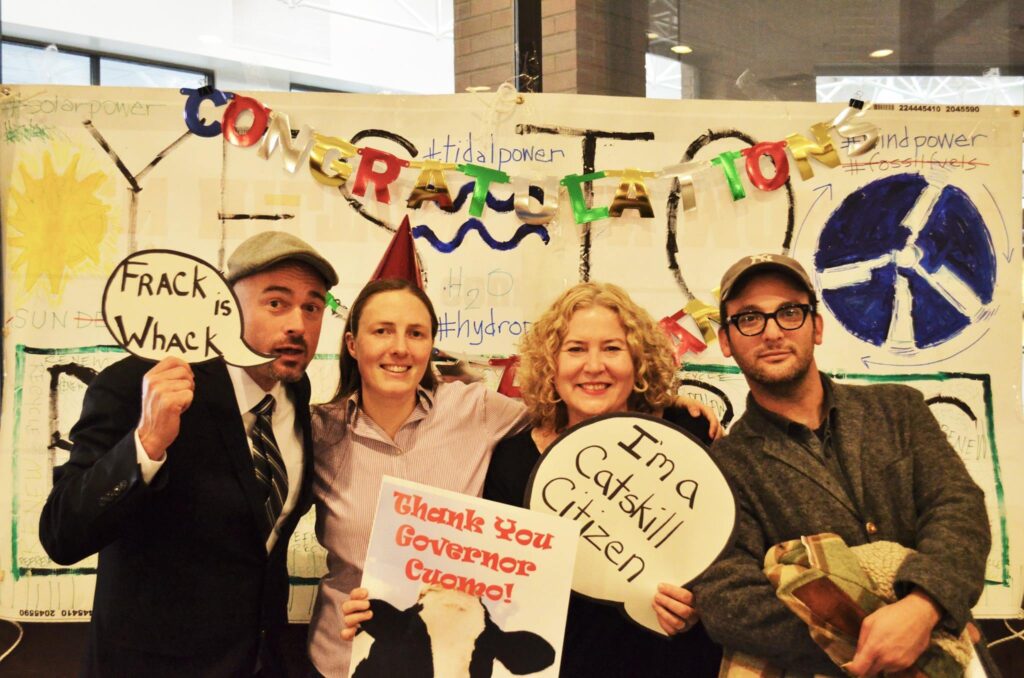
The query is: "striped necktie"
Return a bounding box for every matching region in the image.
[250,394,288,540]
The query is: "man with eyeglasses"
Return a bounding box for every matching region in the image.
[693,254,993,677]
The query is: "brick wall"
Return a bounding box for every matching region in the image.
[543,0,647,96]
[454,0,516,91]
[455,0,648,95]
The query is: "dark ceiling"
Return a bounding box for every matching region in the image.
[647,0,1024,100]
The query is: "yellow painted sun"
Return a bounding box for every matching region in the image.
[7,151,114,298]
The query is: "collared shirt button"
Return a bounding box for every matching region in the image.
[865,521,878,535]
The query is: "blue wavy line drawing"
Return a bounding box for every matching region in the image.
[413,219,550,252]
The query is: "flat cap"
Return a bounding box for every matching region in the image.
[719,253,815,303]
[225,231,338,287]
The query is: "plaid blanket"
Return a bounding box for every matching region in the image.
[719,533,972,678]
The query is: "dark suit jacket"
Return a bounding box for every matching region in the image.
[39,356,315,678]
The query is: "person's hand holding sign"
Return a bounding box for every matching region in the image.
[652,583,700,636]
[137,357,195,461]
[340,588,372,640]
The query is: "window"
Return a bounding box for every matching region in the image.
[2,41,90,85]
[290,83,347,93]
[100,57,208,89]
[816,74,1024,107]
[1,38,212,89]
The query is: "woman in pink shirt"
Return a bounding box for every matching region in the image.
[307,279,529,677]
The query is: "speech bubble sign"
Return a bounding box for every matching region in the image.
[526,413,736,635]
[102,249,272,367]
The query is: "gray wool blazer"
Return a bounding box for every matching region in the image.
[693,374,990,675]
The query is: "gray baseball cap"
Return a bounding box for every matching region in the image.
[225,231,338,288]
[719,253,815,303]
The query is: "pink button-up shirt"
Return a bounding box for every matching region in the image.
[307,380,528,677]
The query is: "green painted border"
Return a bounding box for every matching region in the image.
[10,344,125,579]
[9,346,26,581]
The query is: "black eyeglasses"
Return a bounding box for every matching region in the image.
[726,304,813,337]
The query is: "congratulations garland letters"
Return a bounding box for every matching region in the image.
[180,87,879,226]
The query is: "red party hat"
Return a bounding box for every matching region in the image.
[371,215,423,288]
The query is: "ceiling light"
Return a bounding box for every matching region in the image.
[670,45,693,54]
[870,48,894,58]
[647,32,659,40]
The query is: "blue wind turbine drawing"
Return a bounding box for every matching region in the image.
[814,173,996,352]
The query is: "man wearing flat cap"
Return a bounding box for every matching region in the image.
[694,254,994,677]
[40,231,338,677]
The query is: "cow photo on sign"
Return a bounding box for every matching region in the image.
[526,412,737,634]
[351,586,556,678]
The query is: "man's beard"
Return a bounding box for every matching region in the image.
[255,339,309,384]
[739,347,814,395]
[269,359,305,383]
